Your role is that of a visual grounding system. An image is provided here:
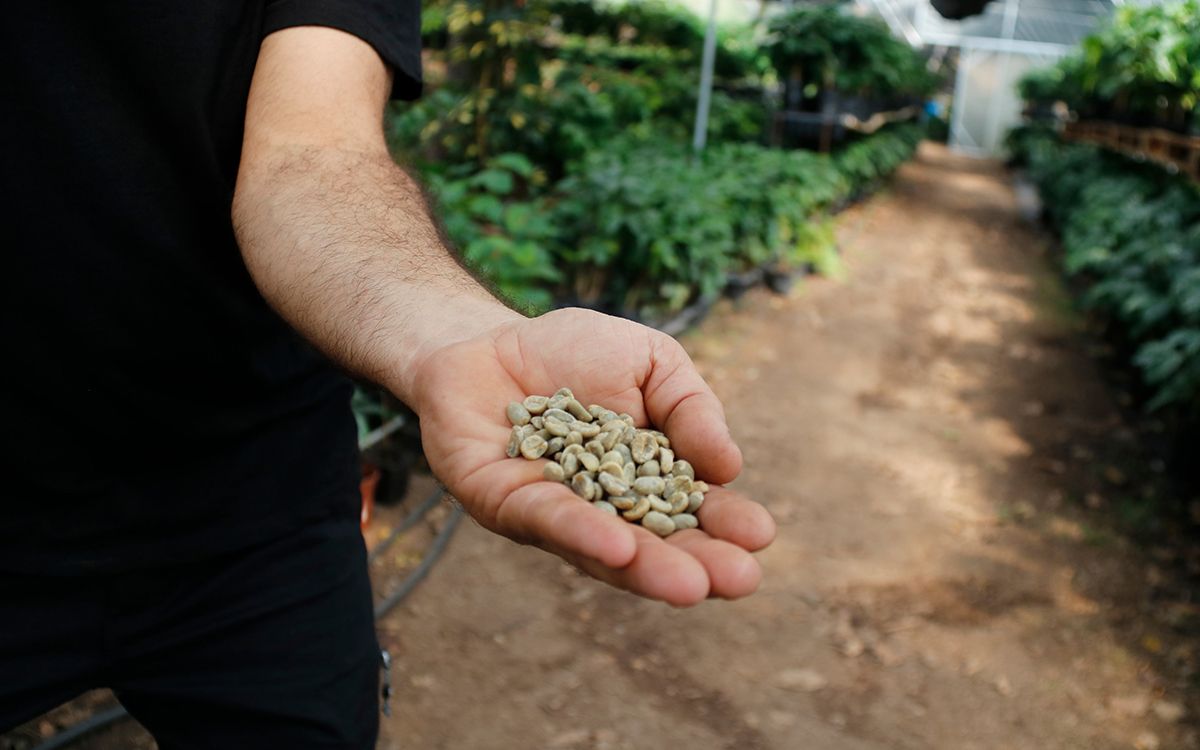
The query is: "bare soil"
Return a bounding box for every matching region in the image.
[8,144,1198,750]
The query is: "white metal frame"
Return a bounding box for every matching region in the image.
[857,0,1103,155]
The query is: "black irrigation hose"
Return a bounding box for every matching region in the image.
[25,707,128,750]
[367,487,446,564]
[28,489,458,750]
[373,506,463,619]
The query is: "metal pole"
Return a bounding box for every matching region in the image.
[984,0,1020,153]
[949,45,974,152]
[692,0,719,153]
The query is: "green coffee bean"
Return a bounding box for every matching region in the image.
[641,511,674,537]
[622,496,650,521]
[636,460,661,478]
[573,420,601,439]
[671,460,695,480]
[507,402,532,426]
[633,476,665,496]
[631,432,658,464]
[658,447,675,474]
[579,452,600,473]
[597,472,629,497]
[565,399,593,422]
[523,395,550,415]
[672,513,699,531]
[571,473,596,501]
[543,462,565,482]
[609,495,637,511]
[520,434,548,459]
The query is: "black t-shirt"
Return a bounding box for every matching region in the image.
[2,3,422,573]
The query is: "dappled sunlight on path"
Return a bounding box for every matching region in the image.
[366,143,1195,750]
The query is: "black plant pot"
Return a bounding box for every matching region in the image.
[724,267,765,300]
[931,0,994,20]
[764,264,806,295]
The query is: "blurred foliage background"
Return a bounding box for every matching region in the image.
[387,0,937,320]
[1012,0,1200,420]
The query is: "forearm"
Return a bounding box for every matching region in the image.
[232,145,522,404]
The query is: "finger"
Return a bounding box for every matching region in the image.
[494,482,637,569]
[558,527,711,607]
[695,486,776,552]
[667,530,762,599]
[642,332,742,484]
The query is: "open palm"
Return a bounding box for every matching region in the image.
[411,308,776,606]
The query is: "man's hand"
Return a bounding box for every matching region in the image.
[235,28,774,605]
[412,308,775,606]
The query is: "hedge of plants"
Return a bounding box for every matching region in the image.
[1009,126,1200,415]
[1017,0,1199,133]
[428,125,923,318]
[392,0,927,319]
[766,4,938,106]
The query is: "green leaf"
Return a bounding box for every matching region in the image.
[469,168,515,195]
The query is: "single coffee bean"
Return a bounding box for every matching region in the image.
[571,472,596,501]
[520,434,548,460]
[633,476,666,496]
[523,395,550,415]
[641,511,675,537]
[672,513,699,531]
[622,496,651,521]
[507,402,531,426]
[636,459,661,478]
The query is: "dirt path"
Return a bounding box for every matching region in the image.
[373,144,1196,750]
[10,144,1195,750]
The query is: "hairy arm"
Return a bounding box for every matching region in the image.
[233,26,774,605]
[232,26,521,403]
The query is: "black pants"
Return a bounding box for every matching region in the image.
[1,518,380,749]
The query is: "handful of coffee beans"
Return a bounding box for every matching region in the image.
[505,387,708,537]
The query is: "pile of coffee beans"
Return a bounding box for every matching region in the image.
[505,388,708,537]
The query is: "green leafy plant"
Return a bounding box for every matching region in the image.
[550,124,920,318]
[766,4,938,102]
[1017,0,1200,132]
[428,152,562,314]
[1009,127,1200,413]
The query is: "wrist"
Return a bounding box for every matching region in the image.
[386,296,524,407]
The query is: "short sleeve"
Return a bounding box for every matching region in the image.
[263,0,423,100]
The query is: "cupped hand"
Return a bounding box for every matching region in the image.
[410,308,776,606]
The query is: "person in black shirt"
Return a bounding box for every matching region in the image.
[2,3,775,746]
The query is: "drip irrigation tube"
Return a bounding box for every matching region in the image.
[373,506,463,619]
[24,707,128,750]
[368,487,446,564]
[28,488,457,750]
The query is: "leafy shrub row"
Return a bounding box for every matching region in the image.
[1008,126,1200,412]
[1018,0,1200,133]
[766,5,938,102]
[394,0,927,321]
[432,124,924,318]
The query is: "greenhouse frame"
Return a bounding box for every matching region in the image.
[857,0,1167,155]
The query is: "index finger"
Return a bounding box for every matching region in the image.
[641,331,742,484]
